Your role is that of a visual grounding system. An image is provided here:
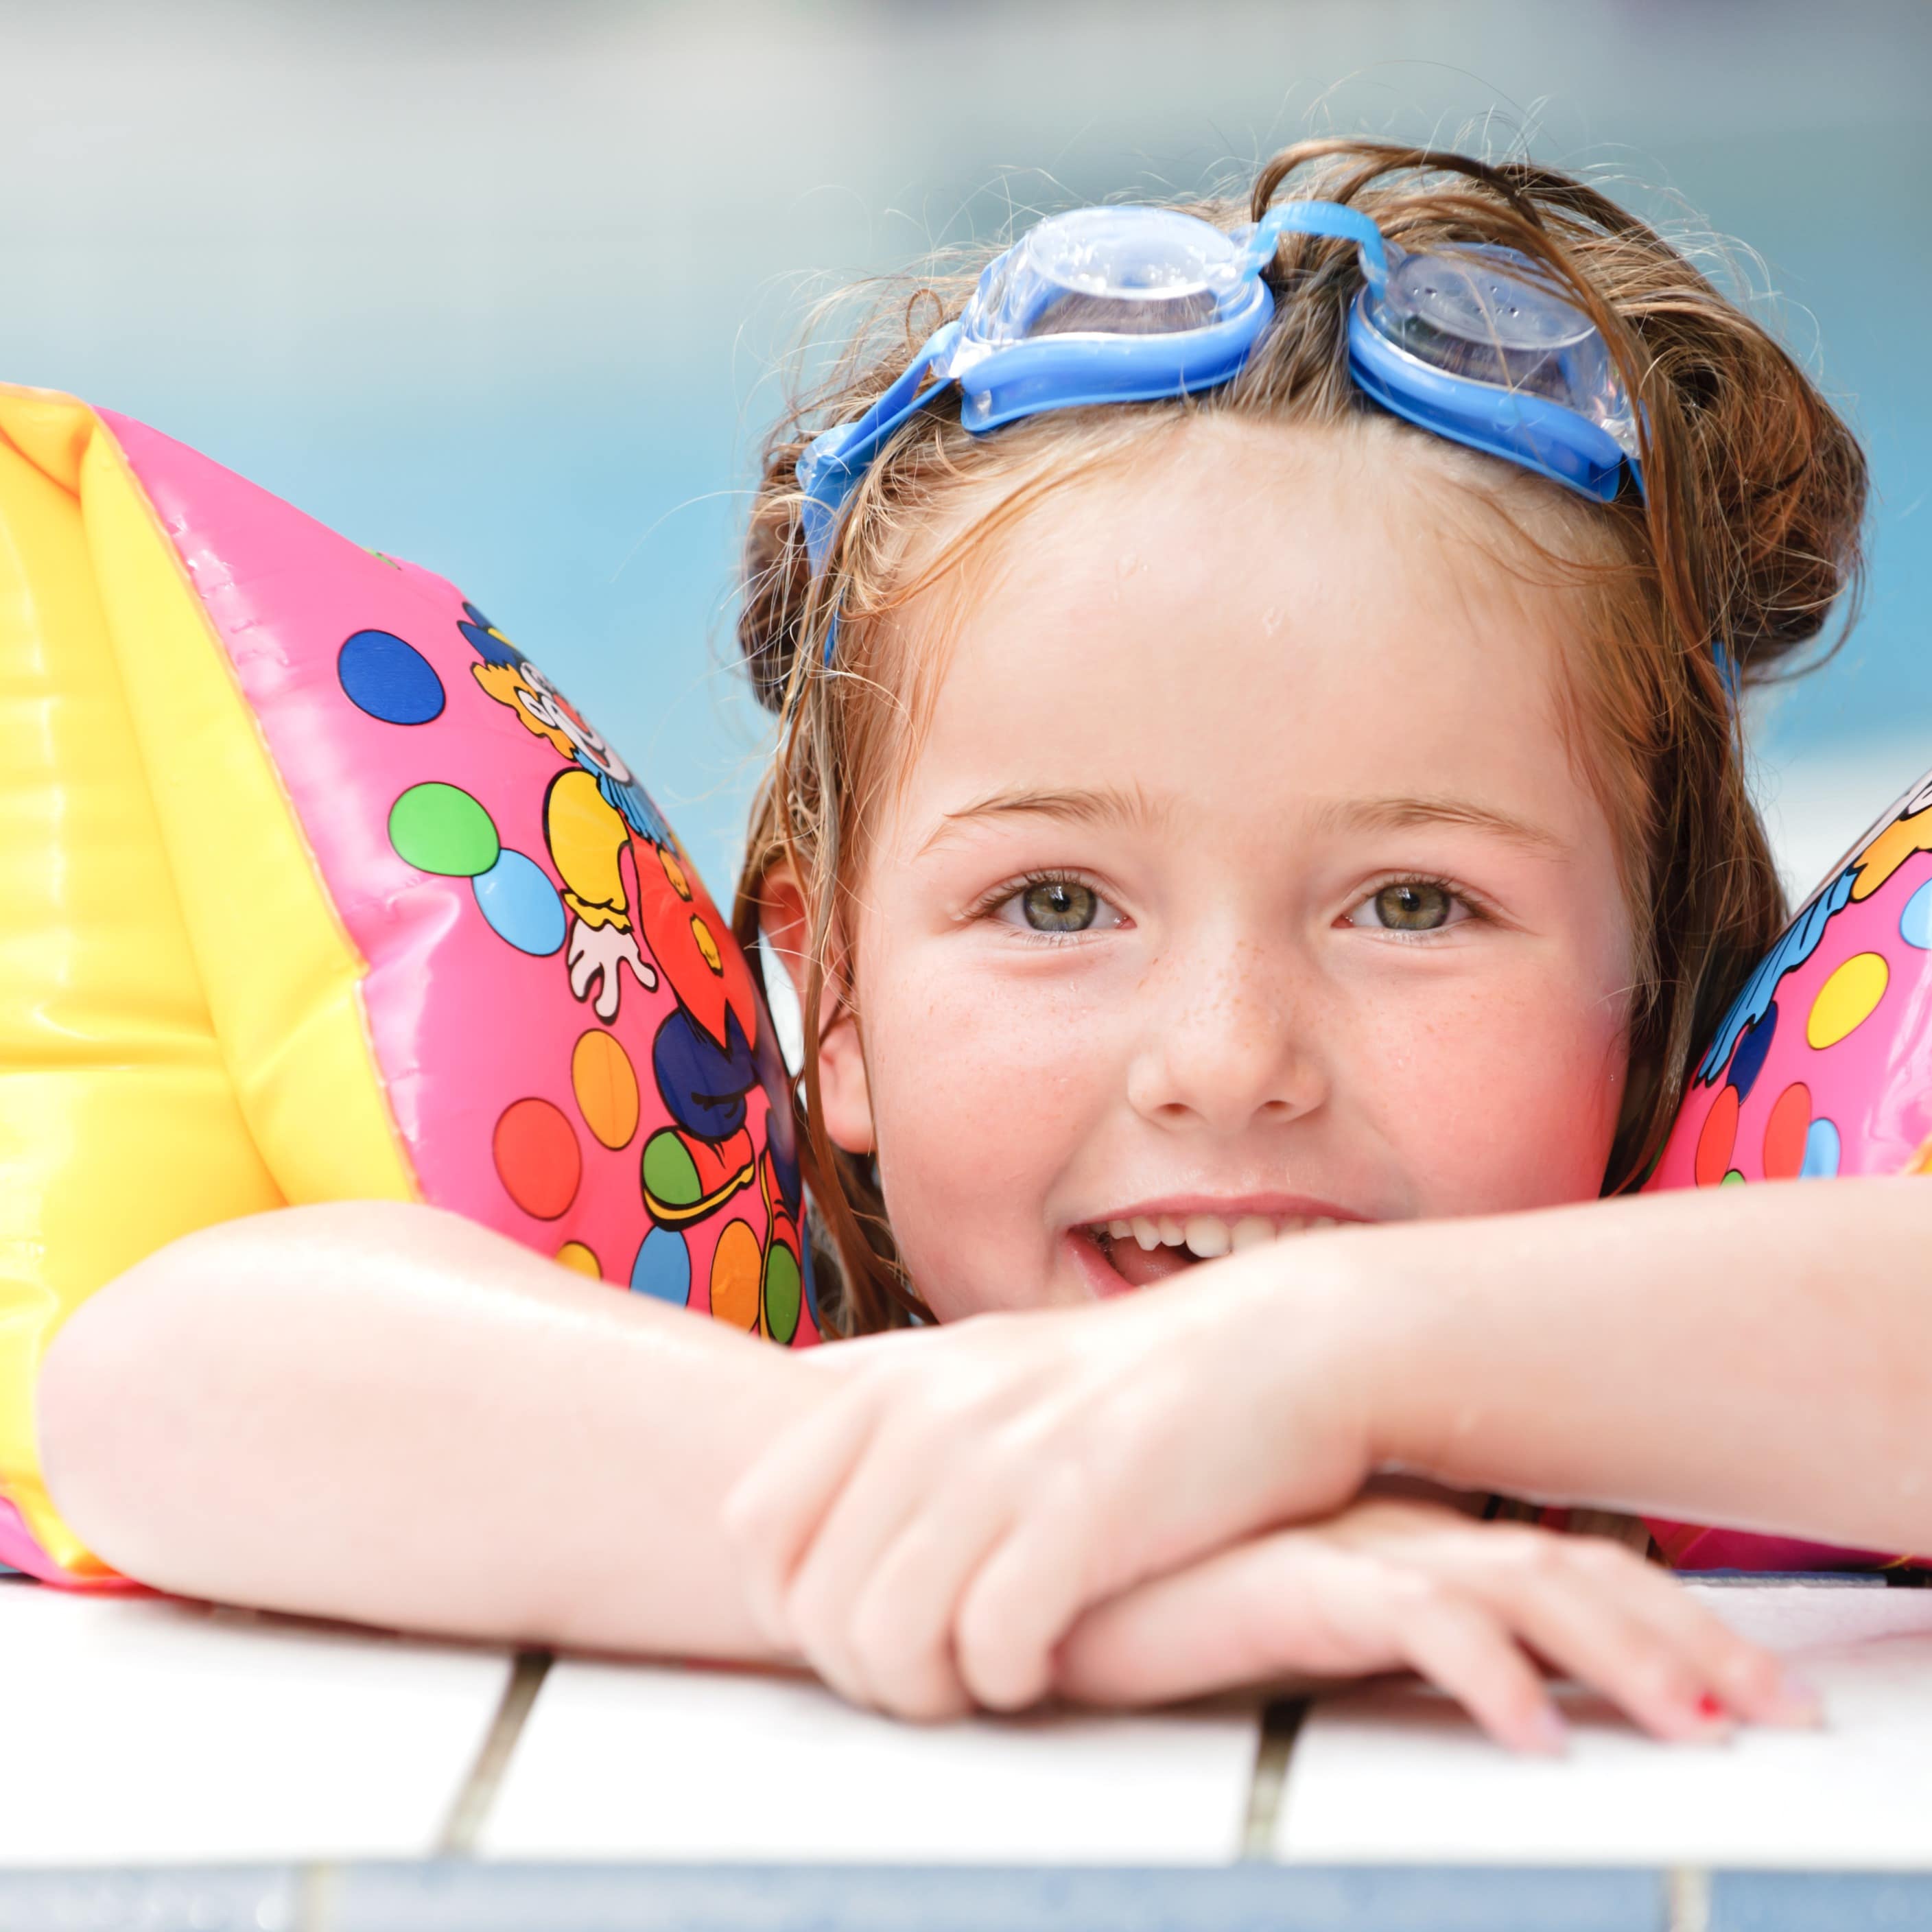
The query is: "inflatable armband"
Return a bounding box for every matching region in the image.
[1642,767,1932,1568]
[0,384,816,1588]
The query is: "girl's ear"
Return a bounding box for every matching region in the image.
[757,863,876,1157]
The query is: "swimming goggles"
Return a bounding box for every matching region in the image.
[797,200,1644,662]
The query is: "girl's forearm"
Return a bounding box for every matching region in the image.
[36,1202,826,1658]
[1332,1177,1932,1550]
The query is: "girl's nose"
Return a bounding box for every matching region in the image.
[1124,938,1328,1135]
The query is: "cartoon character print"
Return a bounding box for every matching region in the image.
[456,604,812,1343]
[339,594,812,1345]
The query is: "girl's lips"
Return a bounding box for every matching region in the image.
[1065,1203,1367,1299]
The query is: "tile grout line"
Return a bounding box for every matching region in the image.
[1668,1866,1712,1932]
[436,1649,553,1857]
[1240,1699,1309,1860]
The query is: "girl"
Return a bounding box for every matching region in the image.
[35,141,1915,1754]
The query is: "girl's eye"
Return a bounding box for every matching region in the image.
[1347,880,1466,934]
[996,878,1114,934]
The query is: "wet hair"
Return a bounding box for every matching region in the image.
[730,137,1868,1336]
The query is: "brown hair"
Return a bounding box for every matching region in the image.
[731,138,1868,1336]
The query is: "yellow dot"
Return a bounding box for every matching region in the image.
[1807,952,1889,1049]
[659,846,694,902]
[691,914,722,974]
[572,1028,640,1150]
[556,1240,602,1279]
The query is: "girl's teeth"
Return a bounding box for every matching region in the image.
[1230,1214,1275,1253]
[1156,1214,1186,1246]
[1131,1216,1162,1251]
[1107,1219,1132,1240]
[1182,1215,1231,1260]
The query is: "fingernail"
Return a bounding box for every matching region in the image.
[1695,1690,1725,1721]
[1527,1702,1568,1755]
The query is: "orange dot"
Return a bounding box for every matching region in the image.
[709,1219,762,1331]
[1694,1085,1739,1188]
[555,1240,602,1279]
[1762,1082,1812,1181]
[572,1028,640,1150]
[493,1098,582,1221]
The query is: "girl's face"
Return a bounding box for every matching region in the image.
[813,417,1636,1319]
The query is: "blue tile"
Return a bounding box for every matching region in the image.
[331,1862,1667,1932]
[0,1865,300,1932]
[1713,1871,1932,1930]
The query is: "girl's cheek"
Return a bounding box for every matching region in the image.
[864,947,1119,1314]
[1363,968,1626,1214]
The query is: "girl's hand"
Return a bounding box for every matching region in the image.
[1056,1499,1822,1750]
[723,1254,1371,1720]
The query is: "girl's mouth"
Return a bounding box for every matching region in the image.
[1076,1210,1349,1293]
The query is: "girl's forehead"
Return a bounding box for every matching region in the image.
[888,418,1599,849]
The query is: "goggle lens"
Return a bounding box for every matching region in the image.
[1360,244,1640,460]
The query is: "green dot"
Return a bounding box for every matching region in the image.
[642,1129,701,1211]
[763,1243,801,1346]
[389,782,500,877]
[1721,1169,1747,1187]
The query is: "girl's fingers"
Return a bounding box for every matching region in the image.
[1374,1573,1569,1754]
[1562,1546,1821,1729]
[720,1382,884,1649]
[845,1482,1024,1721]
[952,1470,1098,1710]
[1451,1536,1733,1743]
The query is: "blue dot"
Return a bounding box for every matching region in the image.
[472,849,566,956]
[631,1227,692,1306]
[338,629,445,724]
[1728,1002,1778,1102]
[1901,882,1932,950]
[1800,1117,1841,1179]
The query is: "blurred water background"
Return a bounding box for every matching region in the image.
[3,0,1927,899]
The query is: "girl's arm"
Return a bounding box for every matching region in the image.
[727,1176,1932,1711]
[1350,1175,1932,1544]
[36,1201,829,1659]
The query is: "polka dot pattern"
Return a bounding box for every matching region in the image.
[1761,1082,1811,1181]
[572,1030,639,1151]
[763,1240,803,1346]
[390,782,500,878]
[555,1240,601,1279]
[1807,952,1888,1050]
[1901,880,1932,951]
[1802,1117,1841,1179]
[1694,1085,1739,1188]
[709,1219,762,1331]
[1728,1004,1778,1103]
[493,1097,582,1221]
[473,849,566,956]
[338,629,445,725]
[630,1227,692,1307]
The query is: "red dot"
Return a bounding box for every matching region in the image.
[1762,1081,1812,1181]
[1694,1085,1740,1188]
[493,1098,582,1221]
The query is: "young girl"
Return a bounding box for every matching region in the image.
[35,141,1918,1755]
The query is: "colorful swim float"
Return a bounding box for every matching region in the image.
[0,384,816,1588]
[1641,770,1932,1568]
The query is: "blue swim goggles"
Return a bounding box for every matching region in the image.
[798,200,1645,663]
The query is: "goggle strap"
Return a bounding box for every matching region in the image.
[799,319,963,574]
[1242,200,1391,293]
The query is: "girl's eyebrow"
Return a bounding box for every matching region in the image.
[1315,794,1570,856]
[921,784,1170,853]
